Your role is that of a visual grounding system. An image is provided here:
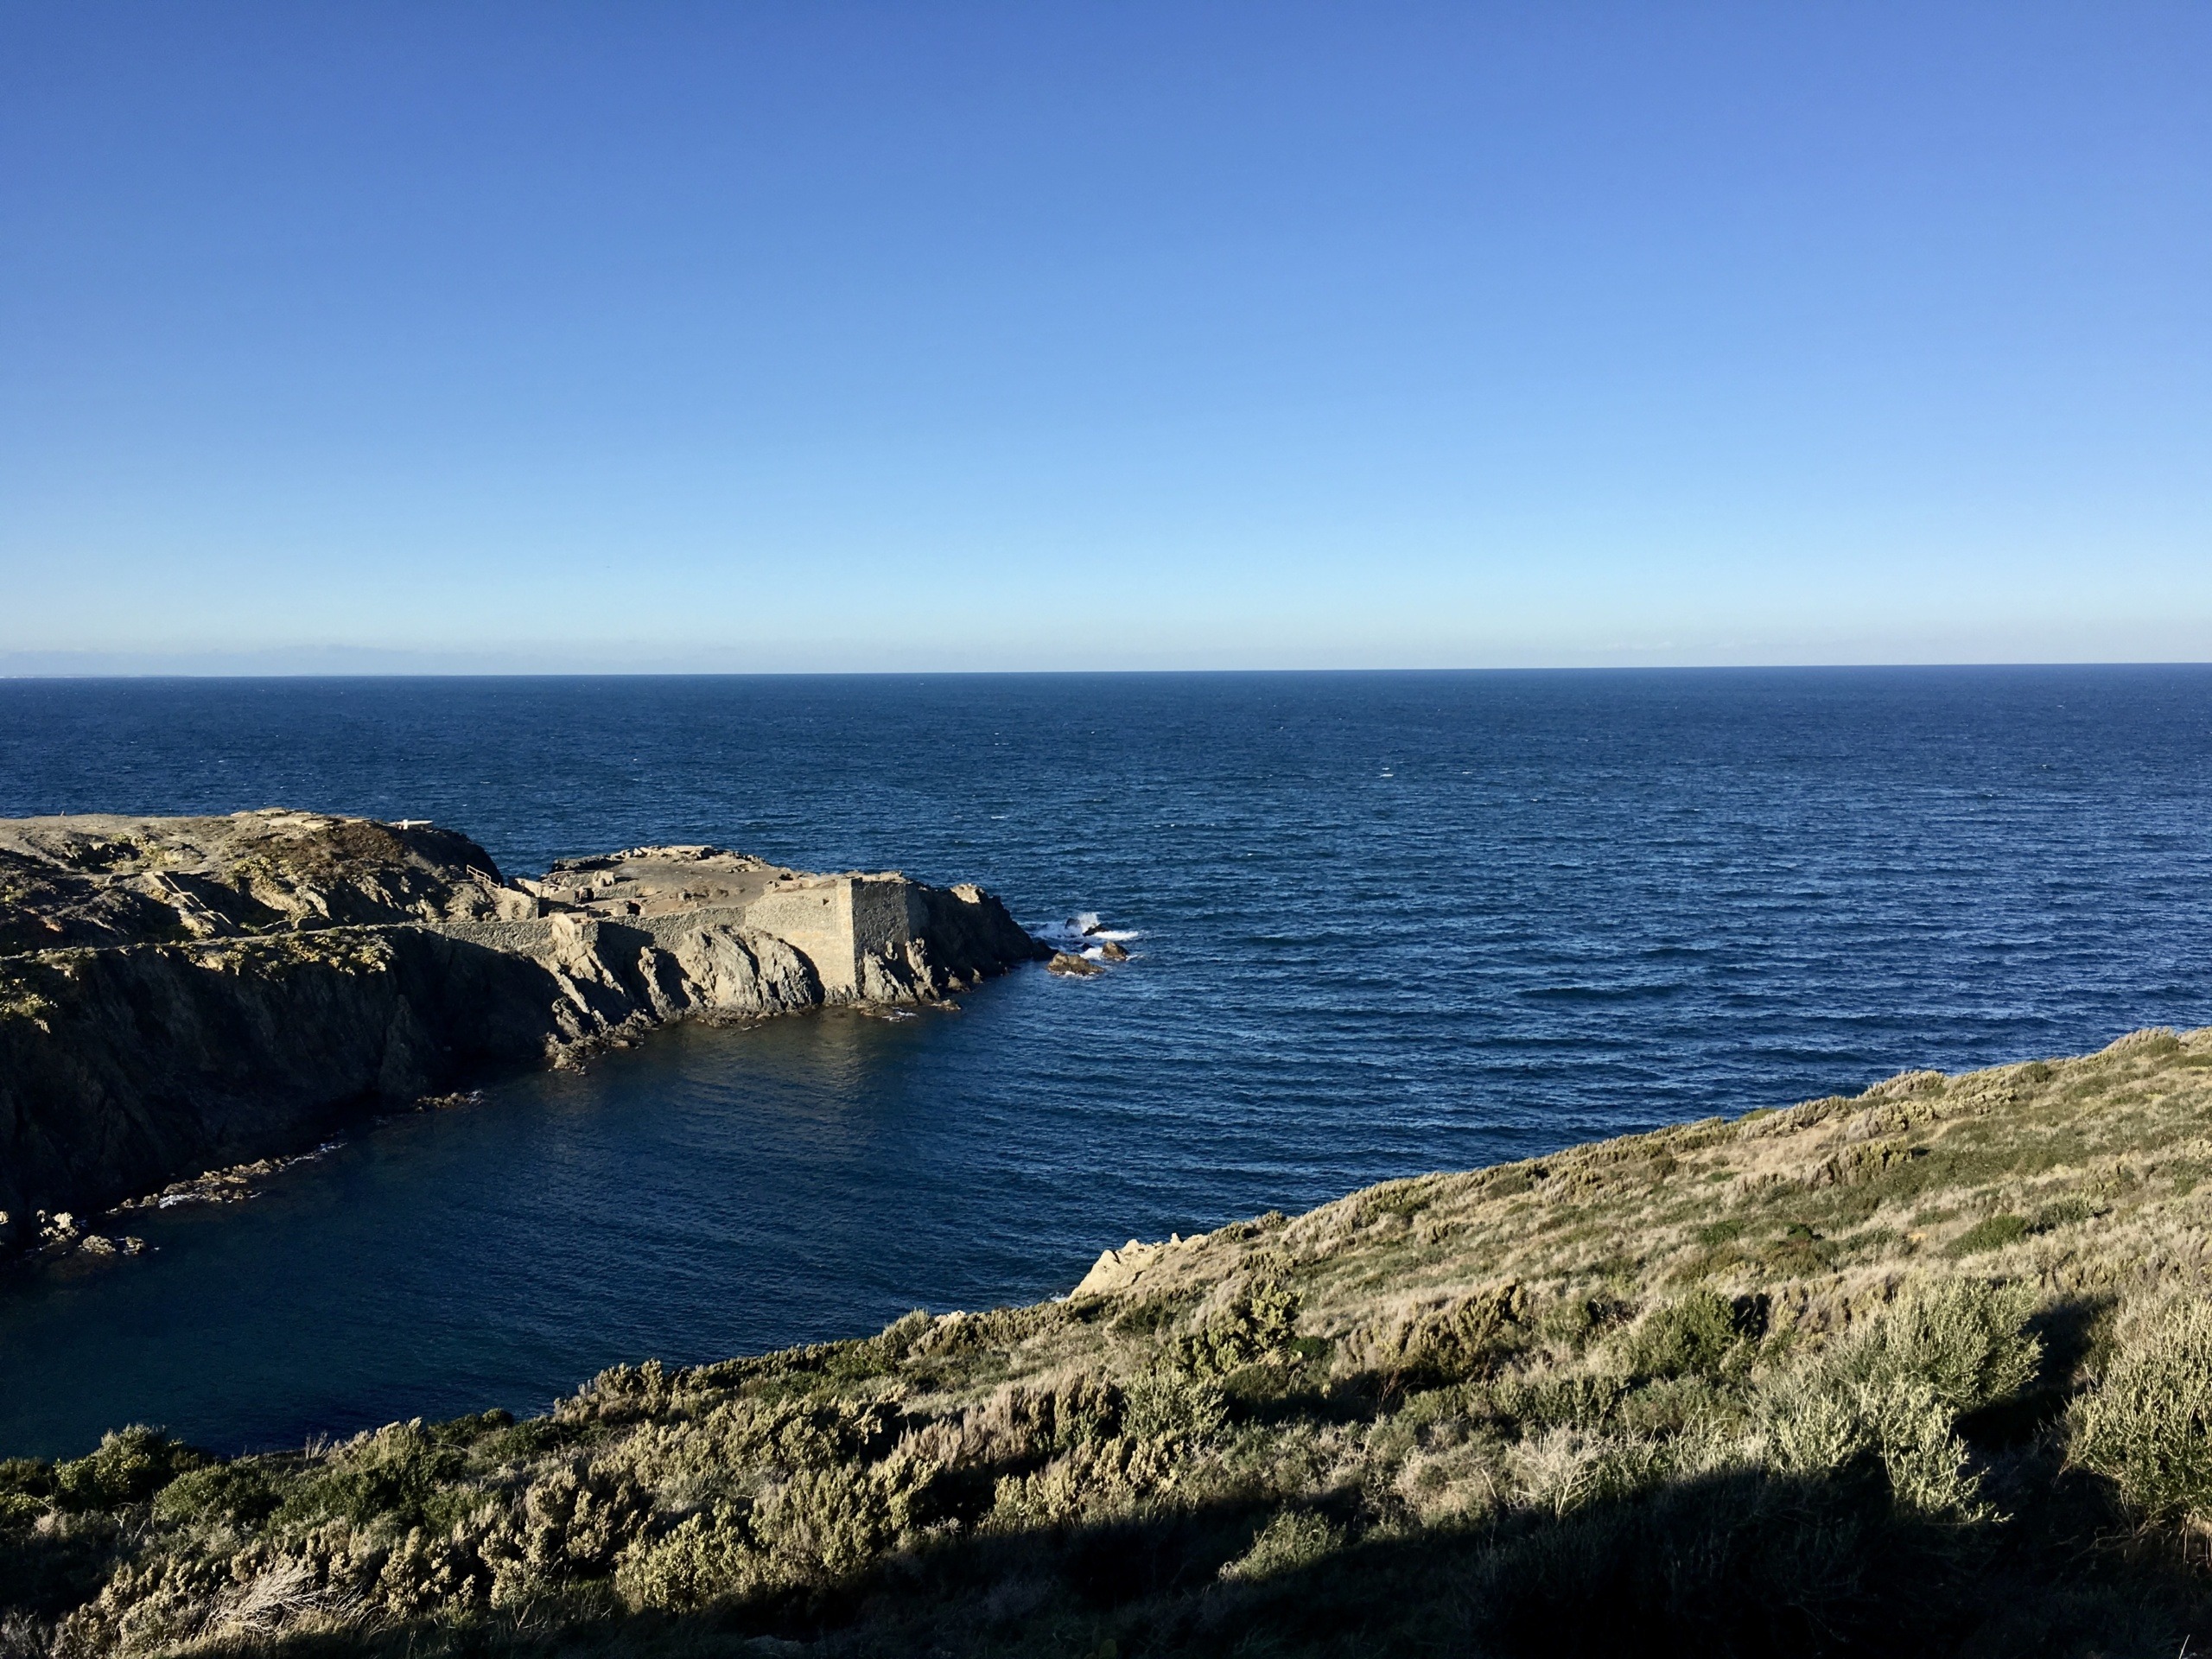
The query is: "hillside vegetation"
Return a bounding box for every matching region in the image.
[10,1027,2212,1657]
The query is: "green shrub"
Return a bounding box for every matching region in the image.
[1764,1362,1987,1517]
[823,1328,910,1384]
[276,1421,466,1529]
[490,1461,648,1577]
[613,1503,756,1611]
[1168,1278,1302,1378]
[1840,1277,2040,1414]
[427,1408,514,1447]
[611,1445,931,1612]
[1538,1294,1628,1352]
[1620,1293,1752,1382]
[1031,1374,1120,1451]
[1860,1375,1990,1516]
[1364,1284,1529,1386]
[1122,1366,1227,1443]
[150,1461,281,1529]
[2030,1195,2098,1232]
[2071,1293,2212,1525]
[1618,1375,1737,1440]
[1511,1426,1673,1519]
[750,1459,902,1580]
[53,1427,207,1510]
[1220,1508,1342,1582]
[1949,1214,2031,1256]
[474,1417,569,1464]
[1760,1278,2037,1519]
[1111,1293,1195,1338]
[1493,1370,1625,1433]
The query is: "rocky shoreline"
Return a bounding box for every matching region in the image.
[0,810,1051,1259]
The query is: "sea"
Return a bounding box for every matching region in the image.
[1,667,2208,1458]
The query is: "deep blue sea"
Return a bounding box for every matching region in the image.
[2,668,2209,1459]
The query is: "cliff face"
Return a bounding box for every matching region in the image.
[0,812,1047,1252]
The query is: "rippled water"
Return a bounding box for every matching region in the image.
[1,668,2209,1457]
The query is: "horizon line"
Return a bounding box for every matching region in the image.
[6,659,2212,683]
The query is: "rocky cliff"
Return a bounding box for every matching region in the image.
[0,811,1047,1254]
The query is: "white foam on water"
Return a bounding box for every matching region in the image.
[1039,912,1144,947]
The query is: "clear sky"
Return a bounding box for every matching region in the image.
[2,3,2206,672]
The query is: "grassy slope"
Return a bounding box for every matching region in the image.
[10,1027,2212,1658]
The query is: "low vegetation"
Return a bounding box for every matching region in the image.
[10,1027,2212,1656]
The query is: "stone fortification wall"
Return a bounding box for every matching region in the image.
[453,877,944,1002]
[849,876,928,961]
[740,883,863,996]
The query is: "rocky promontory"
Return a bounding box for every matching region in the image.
[0,810,1048,1255]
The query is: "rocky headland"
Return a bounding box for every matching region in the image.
[0,810,1048,1257]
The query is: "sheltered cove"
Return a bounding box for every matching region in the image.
[0,810,1048,1256]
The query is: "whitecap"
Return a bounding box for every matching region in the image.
[1038,912,1142,947]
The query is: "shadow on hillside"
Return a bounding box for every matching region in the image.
[245,1456,2212,1659]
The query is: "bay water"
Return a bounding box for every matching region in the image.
[1,668,2208,1456]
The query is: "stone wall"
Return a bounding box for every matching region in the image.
[730,882,861,995]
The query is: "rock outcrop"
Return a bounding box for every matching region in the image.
[0,810,531,954]
[0,811,1048,1254]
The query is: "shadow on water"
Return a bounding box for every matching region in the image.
[0,984,1163,1459]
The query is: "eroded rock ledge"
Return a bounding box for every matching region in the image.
[0,810,1048,1255]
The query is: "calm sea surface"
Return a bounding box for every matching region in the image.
[1,668,2209,1457]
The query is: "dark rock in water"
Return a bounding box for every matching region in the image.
[0,810,1051,1257]
[1096,939,1130,962]
[1046,951,1104,977]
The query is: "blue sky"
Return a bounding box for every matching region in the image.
[2,3,2206,671]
